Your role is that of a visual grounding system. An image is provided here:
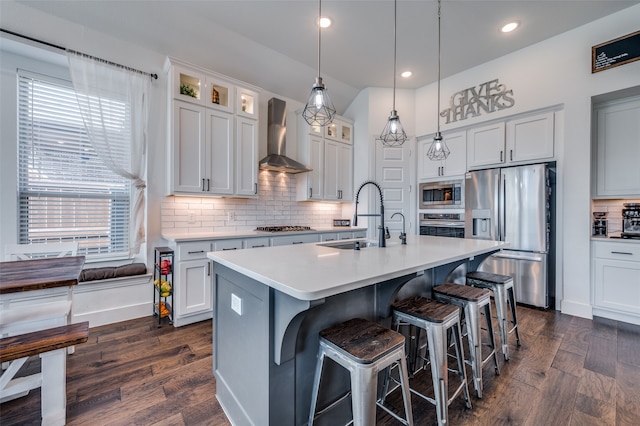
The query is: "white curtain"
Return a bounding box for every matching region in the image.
[67,50,151,255]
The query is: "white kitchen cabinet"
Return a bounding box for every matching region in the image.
[593,96,640,197]
[297,113,354,202]
[167,58,260,198]
[418,131,467,180]
[467,111,555,170]
[592,240,640,324]
[173,240,213,326]
[243,238,270,249]
[320,231,361,242]
[323,140,353,201]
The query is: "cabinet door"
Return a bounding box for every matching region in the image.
[176,258,212,317]
[506,112,554,163]
[324,140,340,201]
[467,122,505,169]
[307,136,324,200]
[207,109,234,195]
[595,96,640,197]
[337,142,353,201]
[172,101,207,193]
[594,258,640,315]
[235,116,258,197]
[419,131,467,179]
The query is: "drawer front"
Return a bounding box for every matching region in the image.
[177,241,212,261]
[243,238,270,249]
[594,242,640,261]
[213,239,243,252]
[271,234,319,246]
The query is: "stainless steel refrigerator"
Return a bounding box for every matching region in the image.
[465,163,555,308]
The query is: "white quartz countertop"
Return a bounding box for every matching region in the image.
[162,226,367,243]
[207,236,509,301]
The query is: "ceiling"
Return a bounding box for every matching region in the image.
[7,0,640,113]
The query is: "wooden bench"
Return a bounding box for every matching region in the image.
[0,322,89,426]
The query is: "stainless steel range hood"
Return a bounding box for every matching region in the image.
[259,97,312,174]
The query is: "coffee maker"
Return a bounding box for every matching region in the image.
[622,203,640,239]
[592,211,608,236]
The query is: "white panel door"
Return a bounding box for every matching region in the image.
[236,116,258,197]
[207,109,234,195]
[376,140,413,238]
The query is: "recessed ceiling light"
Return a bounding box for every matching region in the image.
[501,22,519,33]
[319,17,332,28]
[401,71,412,78]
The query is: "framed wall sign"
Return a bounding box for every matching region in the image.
[592,30,640,73]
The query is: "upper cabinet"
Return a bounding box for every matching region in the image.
[297,113,354,202]
[166,58,260,198]
[467,111,555,170]
[418,130,467,180]
[593,96,640,198]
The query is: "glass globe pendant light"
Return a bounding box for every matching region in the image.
[302,0,336,127]
[427,0,450,160]
[379,0,408,147]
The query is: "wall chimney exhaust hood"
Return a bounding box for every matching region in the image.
[259,98,312,174]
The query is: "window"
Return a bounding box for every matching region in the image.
[17,70,130,258]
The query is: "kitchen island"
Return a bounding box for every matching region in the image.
[207,235,508,425]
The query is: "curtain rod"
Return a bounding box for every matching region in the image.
[1,28,158,80]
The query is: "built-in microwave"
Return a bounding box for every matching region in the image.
[419,180,464,208]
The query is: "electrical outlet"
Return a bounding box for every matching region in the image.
[227,211,236,222]
[231,293,242,315]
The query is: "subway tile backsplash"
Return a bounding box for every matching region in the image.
[161,171,343,233]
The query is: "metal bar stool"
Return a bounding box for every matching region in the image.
[432,283,500,398]
[466,271,521,360]
[308,318,413,426]
[387,297,472,426]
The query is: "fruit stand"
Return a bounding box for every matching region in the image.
[153,247,174,326]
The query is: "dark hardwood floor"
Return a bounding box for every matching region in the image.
[1,305,639,425]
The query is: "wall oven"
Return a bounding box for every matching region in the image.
[419,180,464,209]
[419,213,465,238]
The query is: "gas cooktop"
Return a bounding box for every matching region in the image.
[255,226,314,233]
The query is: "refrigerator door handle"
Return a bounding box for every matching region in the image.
[499,173,506,241]
[492,252,545,262]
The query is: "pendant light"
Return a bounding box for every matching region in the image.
[302,0,336,127]
[379,0,408,147]
[426,0,450,161]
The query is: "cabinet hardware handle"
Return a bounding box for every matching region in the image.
[207,178,211,192]
[510,149,513,161]
[611,251,633,255]
[252,244,265,248]
[325,238,335,241]
[222,247,238,251]
[292,241,304,244]
[202,178,206,191]
[500,151,503,162]
[188,250,205,254]
[309,188,313,198]
[207,261,211,276]
[254,183,258,194]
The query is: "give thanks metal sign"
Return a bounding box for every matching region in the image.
[440,79,515,124]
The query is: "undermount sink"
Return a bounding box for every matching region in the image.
[317,239,377,250]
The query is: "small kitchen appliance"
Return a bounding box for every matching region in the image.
[622,203,640,239]
[419,180,464,208]
[592,212,608,236]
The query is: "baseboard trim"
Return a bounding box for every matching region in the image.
[560,299,593,319]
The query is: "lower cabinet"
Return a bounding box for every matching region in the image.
[592,240,640,324]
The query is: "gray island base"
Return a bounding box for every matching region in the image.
[208,236,508,425]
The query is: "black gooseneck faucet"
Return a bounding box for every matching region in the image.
[391,212,407,244]
[353,180,387,247]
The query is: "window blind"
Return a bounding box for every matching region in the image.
[17,70,130,258]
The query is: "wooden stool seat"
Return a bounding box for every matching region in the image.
[467,271,512,285]
[309,318,413,425]
[320,318,406,364]
[392,296,459,323]
[432,282,490,302]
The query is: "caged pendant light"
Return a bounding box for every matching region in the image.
[379,0,408,147]
[302,0,336,127]
[426,0,450,161]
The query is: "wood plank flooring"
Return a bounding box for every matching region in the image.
[1,305,639,425]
